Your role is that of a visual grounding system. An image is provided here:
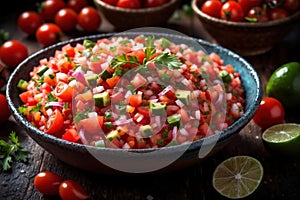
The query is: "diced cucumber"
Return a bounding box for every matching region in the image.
[219,70,232,83]
[95,140,106,147]
[17,79,29,91]
[150,102,166,115]
[167,114,181,127]
[99,69,112,79]
[106,130,120,141]
[94,91,111,107]
[140,125,153,138]
[37,65,49,76]
[175,90,191,105]
[85,73,98,87]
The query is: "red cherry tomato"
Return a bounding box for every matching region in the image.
[101,0,118,6]
[283,0,300,12]
[0,40,28,68]
[34,171,63,195]
[201,0,223,18]
[59,180,90,200]
[252,97,285,130]
[247,6,269,22]
[39,0,66,22]
[116,0,141,9]
[54,81,73,101]
[55,8,78,32]
[17,11,43,35]
[238,0,262,13]
[145,0,169,8]
[0,94,11,125]
[220,1,245,22]
[268,7,289,21]
[36,23,62,46]
[77,6,102,32]
[45,109,64,134]
[67,0,89,13]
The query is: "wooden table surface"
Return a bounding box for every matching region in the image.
[1,1,300,200]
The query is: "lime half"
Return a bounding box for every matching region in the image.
[262,123,300,157]
[212,156,264,199]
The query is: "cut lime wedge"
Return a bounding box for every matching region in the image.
[212,156,264,199]
[262,123,300,157]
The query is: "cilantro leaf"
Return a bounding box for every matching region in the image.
[0,131,30,171]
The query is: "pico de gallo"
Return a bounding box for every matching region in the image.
[17,35,245,149]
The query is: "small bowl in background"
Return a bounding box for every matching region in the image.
[192,0,300,56]
[94,0,181,30]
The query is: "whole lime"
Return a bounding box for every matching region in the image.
[266,62,300,110]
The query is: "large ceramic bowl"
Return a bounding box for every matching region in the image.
[6,32,262,174]
[94,0,180,30]
[192,0,300,56]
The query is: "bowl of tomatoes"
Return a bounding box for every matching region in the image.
[6,32,262,174]
[93,0,181,30]
[192,0,300,56]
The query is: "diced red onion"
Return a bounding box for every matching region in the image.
[175,99,185,108]
[72,70,86,84]
[78,128,88,145]
[45,102,64,108]
[87,112,98,118]
[158,85,172,96]
[172,126,178,140]
[112,118,133,126]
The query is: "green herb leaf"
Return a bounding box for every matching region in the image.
[0,131,30,171]
[151,52,181,70]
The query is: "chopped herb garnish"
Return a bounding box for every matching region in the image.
[83,39,96,48]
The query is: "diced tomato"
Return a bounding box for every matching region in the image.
[19,90,37,106]
[62,128,80,142]
[128,49,145,64]
[110,91,123,103]
[77,116,104,134]
[63,45,76,58]
[137,106,150,117]
[106,76,120,89]
[131,73,147,88]
[129,94,143,107]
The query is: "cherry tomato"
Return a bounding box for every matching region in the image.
[36,23,62,46]
[283,0,300,12]
[67,0,89,13]
[17,11,43,35]
[55,8,78,32]
[145,0,169,8]
[39,0,66,22]
[54,81,73,101]
[201,0,223,18]
[102,0,118,6]
[34,171,63,195]
[252,97,285,130]
[77,6,102,32]
[238,0,262,13]
[247,6,269,22]
[45,109,64,134]
[268,7,289,21]
[0,94,11,125]
[0,40,28,68]
[220,1,245,22]
[59,180,90,200]
[116,0,141,9]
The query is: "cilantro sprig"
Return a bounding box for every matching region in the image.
[0,131,30,171]
[110,37,182,73]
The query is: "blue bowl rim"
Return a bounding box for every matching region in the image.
[6,32,263,155]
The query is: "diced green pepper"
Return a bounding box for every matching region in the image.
[106,130,120,141]
[167,114,181,127]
